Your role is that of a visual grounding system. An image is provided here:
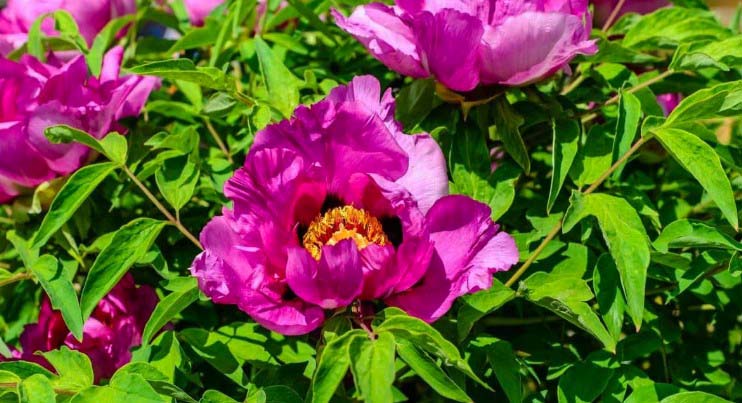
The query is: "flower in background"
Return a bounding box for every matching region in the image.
[181,0,224,26]
[0,0,136,55]
[0,274,157,382]
[591,0,669,28]
[0,47,158,204]
[190,75,518,335]
[333,1,597,92]
[657,93,682,116]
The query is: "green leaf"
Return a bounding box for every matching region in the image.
[612,91,642,179]
[653,219,741,252]
[396,339,472,403]
[377,309,489,390]
[254,36,301,118]
[311,330,365,403]
[99,133,128,166]
[155,156,200,212]
[0,362,54,380]
[80,219,167,320]
[42,347,94,392]
[547,119,580,212]
[395,79,441,129]
[50,10,88,52]
[659,391,731,403]
[201,390,239,403]
[623,8,730,49]
[491,98,530,173]
[29,255,83,341]
[70,373,166,403]
[349,332,396,403]
[451,162,521,221]
[128,59,235,91]
[87,15,136,76]
[142,280,199,346]
[168,23,219,53]
[593,254,626,341]
[18,374,55,403]
[563,192,650,330]
[557,362,614,403]
[522,271,616,351]
[652,128,738,230]
[44,125,105,156]
[670,36,742,71]
[664,81,742,126]
[472,337,522,403]
[32,162,117,249]
[571,125,614,187]
[246,386,303,403]
[456,279,516,341]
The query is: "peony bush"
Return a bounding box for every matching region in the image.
[0,0,740,402]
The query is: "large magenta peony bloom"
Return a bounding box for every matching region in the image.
[0,47,157,203]
[190,76,518,335]
[333,1,598,92]
[0,0,136,55]
[592,0,669,27]
[1,274,157,381]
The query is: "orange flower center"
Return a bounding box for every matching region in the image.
[302,206,389,260]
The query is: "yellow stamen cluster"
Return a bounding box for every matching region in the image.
[302,206,389,260]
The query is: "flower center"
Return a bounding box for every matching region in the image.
[302,205,389,260]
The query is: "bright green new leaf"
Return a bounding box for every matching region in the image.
[32,162,117,249]
[19,374,56,403]
[311,330,365,403]
[348,332,396,403]
[29,255,83,341]
[396,339,472,403]
[128,59,235,91]
[654,219,741,252]
[87,15,136,76]
[254,36,302,118]
[142,280,199,346]
[155,156,200,212]
[42,347,94,392]
[653,127,737,229]
[80,219,167,320]
[548,119,580,212]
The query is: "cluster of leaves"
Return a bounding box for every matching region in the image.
[0,0,741,402]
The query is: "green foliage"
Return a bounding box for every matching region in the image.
[0,1,740,403]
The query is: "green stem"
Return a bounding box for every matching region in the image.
[0,271,33,288]
[123,166,203,250]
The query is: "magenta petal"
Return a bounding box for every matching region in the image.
[332,4,427,78]
[238,290,325,336]
[412,9,484,92]
[0,122,54,187]
[286,240,363,309]
[393,133,448,214]
[387,195,518,322]
[358,243,396,300]
[479,12,597,86]
[26,103,90,175]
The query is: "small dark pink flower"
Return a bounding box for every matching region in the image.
[657,93,682,116]
[0,0,136,55]
[190,76,518,335]
[1,274,157,382]
[0,47,158,203]
[333,1,597,92]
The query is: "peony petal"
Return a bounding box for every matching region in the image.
[479,11,596,86]
[412,9,484,92]
[333,4,427,78]
[286,240,363,309]
[393,133,448,214]
[239,289,325,336]
[0,122,54,187]
[26,102,91,175]
[387,195,518,322]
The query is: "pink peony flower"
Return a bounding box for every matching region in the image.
[592,0,669,28]
[0,0,136,55]
[657,93,682,116]
[1,274,157,382]
[190,75,519,335]
[333,1,598,92]
[0,47,158,204]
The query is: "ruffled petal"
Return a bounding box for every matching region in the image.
[333,4,427,78]
[238,289,325,336]
[286,240,364,309]
[411,9,484,92]
[479,11,597,86]
[0,122,54,187]
[387,195,518,322]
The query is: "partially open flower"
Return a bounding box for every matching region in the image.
[190,76,518,335]
[1,274,157,382]
[0,47,158,203]
[333,1,597,92]
[657,93,682,116]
